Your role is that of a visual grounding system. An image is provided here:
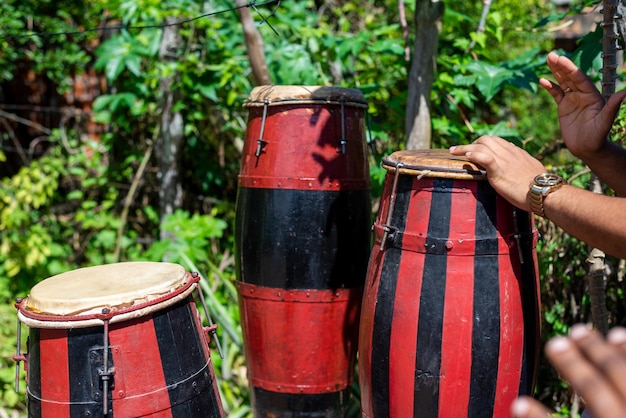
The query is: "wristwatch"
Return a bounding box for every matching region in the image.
[529,173,565,218]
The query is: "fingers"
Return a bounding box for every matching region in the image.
[602,90,626,127]
[546,325,626,418]
[570,325,626,402]
[511,396,553,418]
[607,327,626,356]
[510,327,626,418]
[545,52,594,94]
[449,136,509,176]
[539,77,566,103]
[449,136,539,173]
[449,135,512,156]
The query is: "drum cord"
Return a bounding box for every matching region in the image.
[23,360,215,408]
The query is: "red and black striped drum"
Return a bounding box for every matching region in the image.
[358,150,541,418]
[15,262,224,418]
[236,86,371,417]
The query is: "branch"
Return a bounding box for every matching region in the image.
[467,0,492,52]
[0,108,51,135]
[113,126,158,261]
[235,0,272,85]
[584,0,619,334]
[602,0,619,99]
[0,117,29,165]
[399,0,410,61]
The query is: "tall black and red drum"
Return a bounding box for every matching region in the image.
[236,86,371,417]
[14,262,224,418]
[358,149,541,418]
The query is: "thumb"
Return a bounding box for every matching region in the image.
[604,90,626,120]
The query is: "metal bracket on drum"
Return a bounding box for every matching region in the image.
[380,162,404,251]
[255,100,270,157]
[97,308,116,416]
[380,164,433,251]
[512,208,537,265]
[366,111,376,154]
[192,272,224,359]
[12,300,27,393]
[338,98,347,155]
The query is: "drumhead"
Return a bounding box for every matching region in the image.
[244,85,368,108]
[382,149,487,180]
[23,262,189,316]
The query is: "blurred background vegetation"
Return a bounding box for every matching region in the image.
[1,0,624,417]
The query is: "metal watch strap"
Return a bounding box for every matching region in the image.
[529,189,546,217]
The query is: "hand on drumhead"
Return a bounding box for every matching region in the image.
[449,135,545,212]
[511,325,626,418]
[539,52,626,161]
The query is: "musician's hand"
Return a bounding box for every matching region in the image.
[539,52,626,161]
[449,135,545,212]
[511,325,626,418]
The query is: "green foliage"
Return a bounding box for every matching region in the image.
[0,0,103,89]
[0,129,147,300]
[143,209,228,264]
[0,303,25,412]
[0,147,66,296]
[432,2,559,148]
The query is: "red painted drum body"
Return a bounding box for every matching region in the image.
[358,150,541,418]
[15,262,224,418]
[235,86,371,417]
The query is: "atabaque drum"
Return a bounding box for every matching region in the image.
[14,262,224,418]
[236,86,371,417]
[358,149,541,418]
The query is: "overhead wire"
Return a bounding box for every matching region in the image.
[0,0,281,41]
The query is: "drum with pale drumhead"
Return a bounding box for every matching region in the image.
[358,150,541,418]
[14,262,224,418]
[236,86,371,417]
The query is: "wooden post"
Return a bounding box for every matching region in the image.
[586,0,619,335]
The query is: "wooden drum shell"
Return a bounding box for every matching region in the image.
[358,150,540,418]
[235,86,371,417]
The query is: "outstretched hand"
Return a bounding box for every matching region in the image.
[511,325,626,418]
[539,52,626,159]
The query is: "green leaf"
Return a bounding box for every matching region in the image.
[475,121,520,140]
[449,88,476,110]
[570,26,603,74]
[197,83,218,102]
[125,54,142,77]
[464,61,514,101]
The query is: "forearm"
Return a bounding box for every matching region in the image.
[577,141,626,196]
[543,184,626,258]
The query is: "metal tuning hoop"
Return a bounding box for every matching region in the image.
[380,162,404,251]
[255,100,269,157]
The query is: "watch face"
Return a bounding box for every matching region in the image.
[535,173,563,187]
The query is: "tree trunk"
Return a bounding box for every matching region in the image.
[405,0,444,150]
[156,18,185,242]
[235,0,272,86]
[584,0,619,334]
